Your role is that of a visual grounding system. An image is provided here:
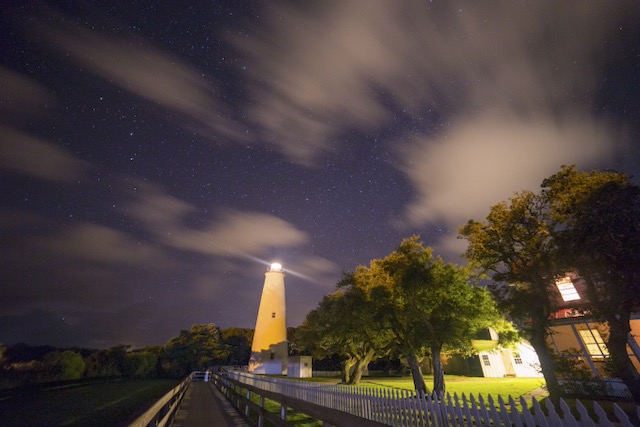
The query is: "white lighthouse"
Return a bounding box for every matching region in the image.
[248,263,288,374]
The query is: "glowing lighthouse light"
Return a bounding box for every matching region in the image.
[270,262,282,272]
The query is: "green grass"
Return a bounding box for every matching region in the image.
[234,385,322,427]
[0,379,179,427]
[281,374,546,401]
[362,375,546,400]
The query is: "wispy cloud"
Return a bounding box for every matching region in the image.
[0,126,87,182]
[0,220,166,315]
[235,0,634,237]
[45,20,247,143]
[0,66,53,118]
[35,223,163,264]
[400,112,618,228]
[129,185,309,257]
[233,2,401,163]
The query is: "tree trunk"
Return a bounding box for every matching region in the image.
[348,359,365,385]
[605,314,640,404]
[348,350,375,385]
[528,317,562,403]
[406,352,427,395]
[431,342,445,396]
[341,358,356,384]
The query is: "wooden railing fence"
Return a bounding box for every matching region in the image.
[216,371,640,427]
[127,373,192,427]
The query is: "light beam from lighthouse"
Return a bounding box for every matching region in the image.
[248,262,288,374]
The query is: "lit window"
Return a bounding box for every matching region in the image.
[482,355,490,366]
[512,352,522,364]
[555,276,580,302]
[578,329,609,359]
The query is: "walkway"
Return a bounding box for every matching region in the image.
[170,381,249,427]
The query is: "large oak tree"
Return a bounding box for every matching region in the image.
[461,165,640,403]
[542,166,640,402]
[373,237,505,395]
[459,191,563,401]
[295,282,394,385]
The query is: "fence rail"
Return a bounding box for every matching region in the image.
[219,371,640,427]
[127,373,192,427]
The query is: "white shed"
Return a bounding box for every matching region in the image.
[478,342,542,378]
[287,356,312,378]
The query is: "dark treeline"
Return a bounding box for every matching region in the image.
[0,324,253,389]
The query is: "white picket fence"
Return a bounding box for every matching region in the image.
[223,372,640,427]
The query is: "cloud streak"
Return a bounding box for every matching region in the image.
[129,186,309,257]
[234,1,634,164]
[228,0,637,255]
[400,112,618,228]
[0,126,87,182]
[45,19,247,143]
[0,66,53,118]
[36,223,163,265]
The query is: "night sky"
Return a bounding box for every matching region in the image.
[2,1,639,349]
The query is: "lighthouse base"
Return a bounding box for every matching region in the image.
[248,343,288,375]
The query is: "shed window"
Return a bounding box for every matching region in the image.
[482,355,490,366]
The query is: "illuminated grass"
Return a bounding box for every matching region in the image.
[283,374,546,401]
[361,376,546,400]
[238,386,322,427]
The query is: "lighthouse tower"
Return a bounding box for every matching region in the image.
[248,263,288,374]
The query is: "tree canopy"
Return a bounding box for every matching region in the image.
[295,278,394,384]
[542,166,640,402]
[374,237,505,395]
[298,236,506,393]
[164,324,230,377]
[459,189,563,400]
[460,165,640,403]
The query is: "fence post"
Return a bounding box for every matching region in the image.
[245,390,251,417]
[258,396,265,427]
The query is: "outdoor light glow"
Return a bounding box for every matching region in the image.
[270,263,282,272]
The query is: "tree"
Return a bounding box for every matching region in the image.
[375,237,504,395]
[85,347,126,378]
[220,328,253,366]
[542,166,640,402]
[0,344,6,367]
[459,191,563,401]
[295,280,394,385]
[164,324,229,377]
[127,351,158,378]
[43,350,85,380]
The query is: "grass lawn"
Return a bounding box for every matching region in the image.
[362,375,546,400]
[0,379,179,427]
[238,387,322,427]
[284,374,546,400]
